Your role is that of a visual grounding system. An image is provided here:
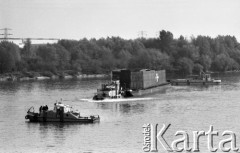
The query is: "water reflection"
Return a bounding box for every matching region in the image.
[0,81,22,94]
[26,121,101,146]
[118,103,145,114]
[96,102,147,115]
[1,73,240,152]
[0,78,109,95]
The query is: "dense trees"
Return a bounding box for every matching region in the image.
[0,30,240,75]
[0,41,21,73]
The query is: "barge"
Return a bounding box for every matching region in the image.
[25,102,100,123]
[171,72,221,86]
[93,69,170,100]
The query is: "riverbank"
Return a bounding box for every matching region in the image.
[0,71,109,82]
[1,70,238,82]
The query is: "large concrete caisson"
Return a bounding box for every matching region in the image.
[94,69,169,100]
[112,69,167,90]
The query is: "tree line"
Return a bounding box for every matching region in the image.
[0,30,240,75]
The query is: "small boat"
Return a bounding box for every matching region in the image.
[25,102,100,123]
[171,72,221,85]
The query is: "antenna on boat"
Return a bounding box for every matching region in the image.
[110,71,112,82]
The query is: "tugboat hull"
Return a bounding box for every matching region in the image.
[25,113,100,123]
[25,103,100,123]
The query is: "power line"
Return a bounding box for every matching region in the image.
[0,28,12,40]
[0,28,60,43]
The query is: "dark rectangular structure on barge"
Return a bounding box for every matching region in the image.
[112,69,121,80]
[112,69,167,90]
[93,69,169,100]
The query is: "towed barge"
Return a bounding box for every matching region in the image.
[171,72,221,86]
[25,102,100,123]
[93,69,170,100]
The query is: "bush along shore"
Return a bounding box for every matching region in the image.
[0,71,108,82]
[1,30,240,78]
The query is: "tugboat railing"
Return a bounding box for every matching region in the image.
[27,106,34,113]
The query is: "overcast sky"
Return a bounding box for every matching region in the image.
[1,0,240,41]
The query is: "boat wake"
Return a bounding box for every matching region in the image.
[79,97,154,103]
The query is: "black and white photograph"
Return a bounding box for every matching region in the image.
[0,0,240,152]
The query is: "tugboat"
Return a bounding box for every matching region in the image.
[93,80,133,100]
[25,102,100,123]
[171,71,221,85]
[93,69,170,100]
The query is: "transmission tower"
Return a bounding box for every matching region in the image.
[0,28,12,40]
[138,31,147,39]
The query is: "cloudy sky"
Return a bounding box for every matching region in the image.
[1,0,240,41]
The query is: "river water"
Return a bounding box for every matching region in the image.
[0,73,240,153]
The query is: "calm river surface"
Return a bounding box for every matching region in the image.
[1,73,240,153]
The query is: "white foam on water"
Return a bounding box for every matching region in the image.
[79,97,154,103]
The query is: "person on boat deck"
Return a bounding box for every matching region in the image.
[45,105,48,111]
[41,105,48,111]
[39,106,42,113]
[54,103,57,112]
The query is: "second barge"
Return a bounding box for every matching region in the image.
[170,72,221,86]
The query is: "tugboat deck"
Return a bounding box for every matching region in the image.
[25,102,100,123]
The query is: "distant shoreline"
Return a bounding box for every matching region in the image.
[0,71,109,82]
[1,70,239,82]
